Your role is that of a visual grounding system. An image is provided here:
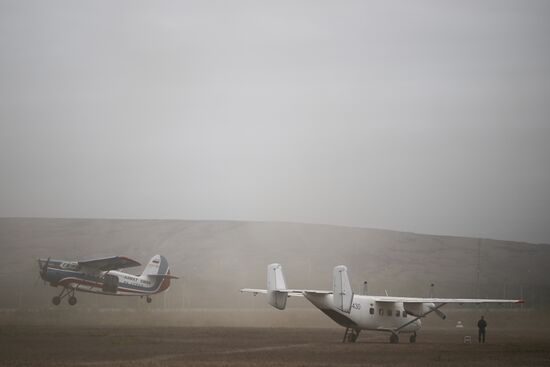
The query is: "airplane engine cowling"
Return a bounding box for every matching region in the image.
[404,302,435,317]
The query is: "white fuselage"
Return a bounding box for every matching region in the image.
[303,293,421,333]
[69,270,156,296]
[43,262,169,296]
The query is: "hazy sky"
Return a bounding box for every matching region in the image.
[1,0,549,244]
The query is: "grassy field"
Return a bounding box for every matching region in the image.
[1,326,549,366]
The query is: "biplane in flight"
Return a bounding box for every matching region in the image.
[38,254,177,305]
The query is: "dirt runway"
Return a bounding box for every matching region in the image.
[1,326,549,366]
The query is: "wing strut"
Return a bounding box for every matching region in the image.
[395,302,447,332]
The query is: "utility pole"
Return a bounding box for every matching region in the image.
[503,280,507,308]
[476,239,481,298]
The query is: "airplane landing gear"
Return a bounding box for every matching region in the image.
[390,333,399,344]
[51,287,77,306]
[342,328,361,343]
[348,330,359,343]
[146,296,152,303]
[409,332,417,343]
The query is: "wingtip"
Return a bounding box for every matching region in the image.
[516,299,525,304]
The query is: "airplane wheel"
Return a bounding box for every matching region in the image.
[146,296,152,303]
[348,333,357,343]
[409,334,416,343]
[390,334,399,344]
[68,296,77,306]
[52,296,61,306]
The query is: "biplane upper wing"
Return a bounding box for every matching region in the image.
[78,256,141,271]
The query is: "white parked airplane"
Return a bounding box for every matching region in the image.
[38,254,178,305]
[241,263,524,343]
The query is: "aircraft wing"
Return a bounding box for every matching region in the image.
[241,288,332,297]
[371,296,524,304]
[78,256,141,271]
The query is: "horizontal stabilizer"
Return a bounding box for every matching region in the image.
[241,288,268,295]
[287,289,331,296]
[147,274,179,279]
[241,264,335,310]
[241,288,324,297]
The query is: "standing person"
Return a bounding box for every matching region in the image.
[477,316,487,343]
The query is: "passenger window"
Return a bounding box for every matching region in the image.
[369,307,374,315]
[396,310,400,317]
[403,310,407,318]
[387,309,392,316]
[379,308,384,316]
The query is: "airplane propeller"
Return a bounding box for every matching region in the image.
[38,257,50,282]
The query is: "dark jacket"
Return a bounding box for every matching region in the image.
[477,319,487,330]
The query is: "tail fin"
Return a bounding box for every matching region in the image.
[333,265,353,313]
[140,255,177,293]
[141,254,169,277]
[267,263,288,310]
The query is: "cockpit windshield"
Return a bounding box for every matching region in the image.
[60,262,81,271]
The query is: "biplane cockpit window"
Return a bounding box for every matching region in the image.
[60,262,81,271]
